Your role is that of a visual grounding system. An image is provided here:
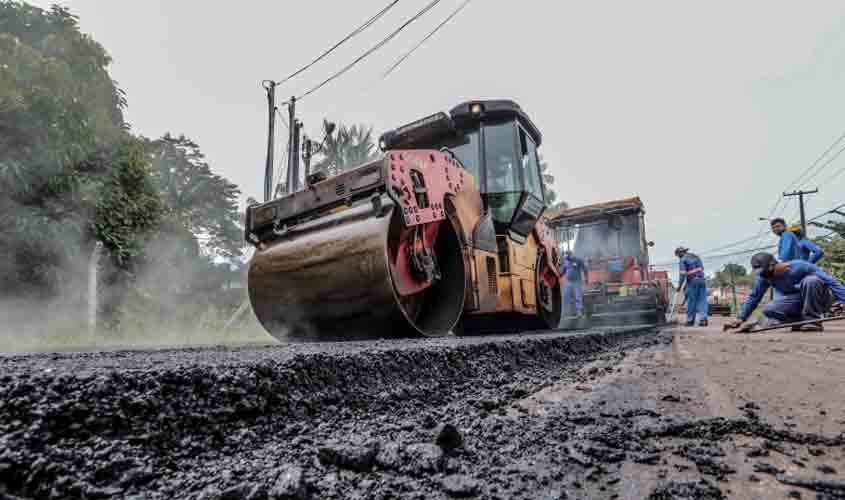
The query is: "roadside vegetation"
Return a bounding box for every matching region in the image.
[0,3,255,347]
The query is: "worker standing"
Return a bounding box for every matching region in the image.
[561,250,588,317]
[788,223,825,264]
[675,247,708,327]
[771,218,800,262]
[725,252,845,332]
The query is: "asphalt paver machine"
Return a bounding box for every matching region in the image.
[547,197,669,326]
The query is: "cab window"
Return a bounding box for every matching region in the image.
[484,121,520,224]
[446,128,480,182]
[519,127,543,200]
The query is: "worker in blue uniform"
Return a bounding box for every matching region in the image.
[788,223,825,264]
[561,250,588,317]
[675,246,708,327]
[770,218,800,301]
[726,252,845,332]
[771,218,800,262]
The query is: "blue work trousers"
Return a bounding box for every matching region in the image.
[563,281,584,316]
[685,279,709,323]
[763,276,830,322]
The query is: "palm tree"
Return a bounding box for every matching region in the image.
[312,120,378,177]
[538,154,560,205]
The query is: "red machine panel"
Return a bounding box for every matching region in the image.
[386,150,465,227]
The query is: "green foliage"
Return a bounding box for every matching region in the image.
[92,140,165,266]
[708,263,752,289]
[0,139,164,296]
[311,119,377,177]
[143,134,243,259]
[0,2,126,196]
[1,3,244,337]
[0,1,134,298]
[810,219,845,281]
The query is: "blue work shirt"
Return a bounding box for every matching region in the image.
[797,239,824,264]
[737,260,845,321]
[777,231,800,262]
[678,253,705,287]
[561,257,588,282]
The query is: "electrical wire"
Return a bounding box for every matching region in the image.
[749,130,845,250]
[275,107,290,130]
[296,0,444,101]
[382,0,473,78]
[815,143,845,186]
[274,0,402,85]
[650,244,778,269]
[783,130,845,192]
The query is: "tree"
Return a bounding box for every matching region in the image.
[709,263,750,289]
[0,3,126,194]
[810,219,845,281]
[143,134,242,259]
[311,120,377,177]
[0,3,160,301]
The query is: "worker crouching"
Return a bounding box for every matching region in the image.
[725,252,845,333]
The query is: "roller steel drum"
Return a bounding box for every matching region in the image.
[248,201,466,341]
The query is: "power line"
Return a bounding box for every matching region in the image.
[751,130,845,249]
[815,143,845,185]
[296,0,444,101]
[783,130,845,192]
[651,244,778,268]
[809,203,845,223]
[382,0,473,78]
[696,234,764,256]
[274,0,402,85]
[275,107,290,130]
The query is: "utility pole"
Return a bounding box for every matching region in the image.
[262,81,277,202]
[728,263,738,315]
[783,188,818,236]
[292,119,302,192]
[285,96,299,195]
[303,134,312,183]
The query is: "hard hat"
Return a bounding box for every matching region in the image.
[787,223,801,233]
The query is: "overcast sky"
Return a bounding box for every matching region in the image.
[29,0,845,273]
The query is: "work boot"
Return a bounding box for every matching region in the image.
[799,323,824,332]
[699,320,708,327]
[685,320,695,327]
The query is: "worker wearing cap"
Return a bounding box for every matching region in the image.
[561,250,588,317]
[788,223,825,264]
[675,247,708,327]
[725,252,845,332]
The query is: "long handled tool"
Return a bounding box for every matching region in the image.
[725,315,845,334]
[666,289,686,324]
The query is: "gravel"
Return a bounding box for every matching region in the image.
[2,324,841,499]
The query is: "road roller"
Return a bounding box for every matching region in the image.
[244,100,562,340]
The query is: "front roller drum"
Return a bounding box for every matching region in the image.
[247,203,466,341]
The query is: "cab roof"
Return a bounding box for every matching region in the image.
[546,197,645,225]
[379,99,542,150]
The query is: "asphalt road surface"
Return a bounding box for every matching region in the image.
[0,322,843,499]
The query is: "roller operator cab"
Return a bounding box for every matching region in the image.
[245,100,562,341]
